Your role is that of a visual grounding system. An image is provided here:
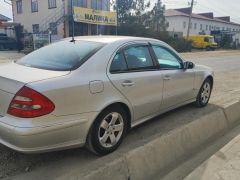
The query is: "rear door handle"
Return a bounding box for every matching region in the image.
[122,80,135,87]
[163,75,171,80]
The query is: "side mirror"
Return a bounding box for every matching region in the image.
[183,61,195,69]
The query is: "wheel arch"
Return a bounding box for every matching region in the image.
[89,101,133,135]
[99,102,132,130]
[205,75,214,89]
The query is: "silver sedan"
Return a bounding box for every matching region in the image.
[0,36,213,155]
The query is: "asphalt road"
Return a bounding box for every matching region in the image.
[0,50,240,179]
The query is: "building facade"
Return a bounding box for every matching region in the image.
[165,8,240,37]
[11,0,116,40]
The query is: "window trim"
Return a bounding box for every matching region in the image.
[109,43,158,74]
[149,43,184,70]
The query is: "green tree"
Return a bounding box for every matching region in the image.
[115,0,150,25]
[149,0,168,32]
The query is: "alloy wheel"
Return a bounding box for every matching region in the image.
[98,112,124,148]
[201,82,211,104]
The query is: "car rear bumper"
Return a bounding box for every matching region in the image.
[0,112,98,153]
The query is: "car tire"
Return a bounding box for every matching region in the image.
[195,78,212,107]
[206,46,211,51]
[86,105,128,155]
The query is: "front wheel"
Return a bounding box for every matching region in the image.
[195,78,212,107]
[86,105,128,155]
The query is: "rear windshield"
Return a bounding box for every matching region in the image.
[16,40,105,71]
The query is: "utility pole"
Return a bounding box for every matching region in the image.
[115,0,118,35]
[186,0,195,38]
[71,0,75,41]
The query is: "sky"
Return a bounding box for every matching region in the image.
[0,0,240,23]
[161,0,240,24]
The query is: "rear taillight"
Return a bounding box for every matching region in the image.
[7,86,55,118]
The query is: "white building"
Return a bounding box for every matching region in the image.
[165,8,240,37]
[11,0,114,39]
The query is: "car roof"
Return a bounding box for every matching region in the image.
[64,35,158,44]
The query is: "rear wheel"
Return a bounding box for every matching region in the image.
[87,105,127,155]
[206,46,211,51]
[195,78,212,107]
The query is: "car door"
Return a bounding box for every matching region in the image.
[151,44,195,109]
[107,43,164,122]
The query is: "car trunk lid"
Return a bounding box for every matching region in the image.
[0,62,70,116]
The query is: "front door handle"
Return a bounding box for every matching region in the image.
[122,80,135,87]
[163,75,171,80]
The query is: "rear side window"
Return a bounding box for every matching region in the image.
[16,40,105,71]
[124,46,154,70]
[110,52,127,73]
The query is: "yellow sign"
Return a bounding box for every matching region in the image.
[73,7,117,26]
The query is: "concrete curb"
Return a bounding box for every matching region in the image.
[78,101,240,180]
[222,100,240,127]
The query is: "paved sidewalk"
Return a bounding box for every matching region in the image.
[185,130,240,180]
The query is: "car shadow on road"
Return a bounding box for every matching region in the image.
[0,103,224,179]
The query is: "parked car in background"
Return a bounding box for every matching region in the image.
[187,35,218,51]
[0,34,18,50]
[0,36,214,155]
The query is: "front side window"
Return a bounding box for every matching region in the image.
[16,0,23,14]
[31,0,38,12]
[110,52,127,73]
[124,46,154,70]
[16,41,105,71]
[152,45,182,69]
[48,0,56,9]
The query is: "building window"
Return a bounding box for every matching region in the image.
[49,22,57,35]
[200,24,203,30]
[48,0,57,9]
[206,25,208,30]
[32,24,39,33]
[194,23,197,29]
[183,21,186,29]
[190,23,192,29]
[91,0,97,9]
[16,0,23,14]
[92,0,106,10]
[31,0,38,12]
[102,0,109,10]
[73,0,87,7]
